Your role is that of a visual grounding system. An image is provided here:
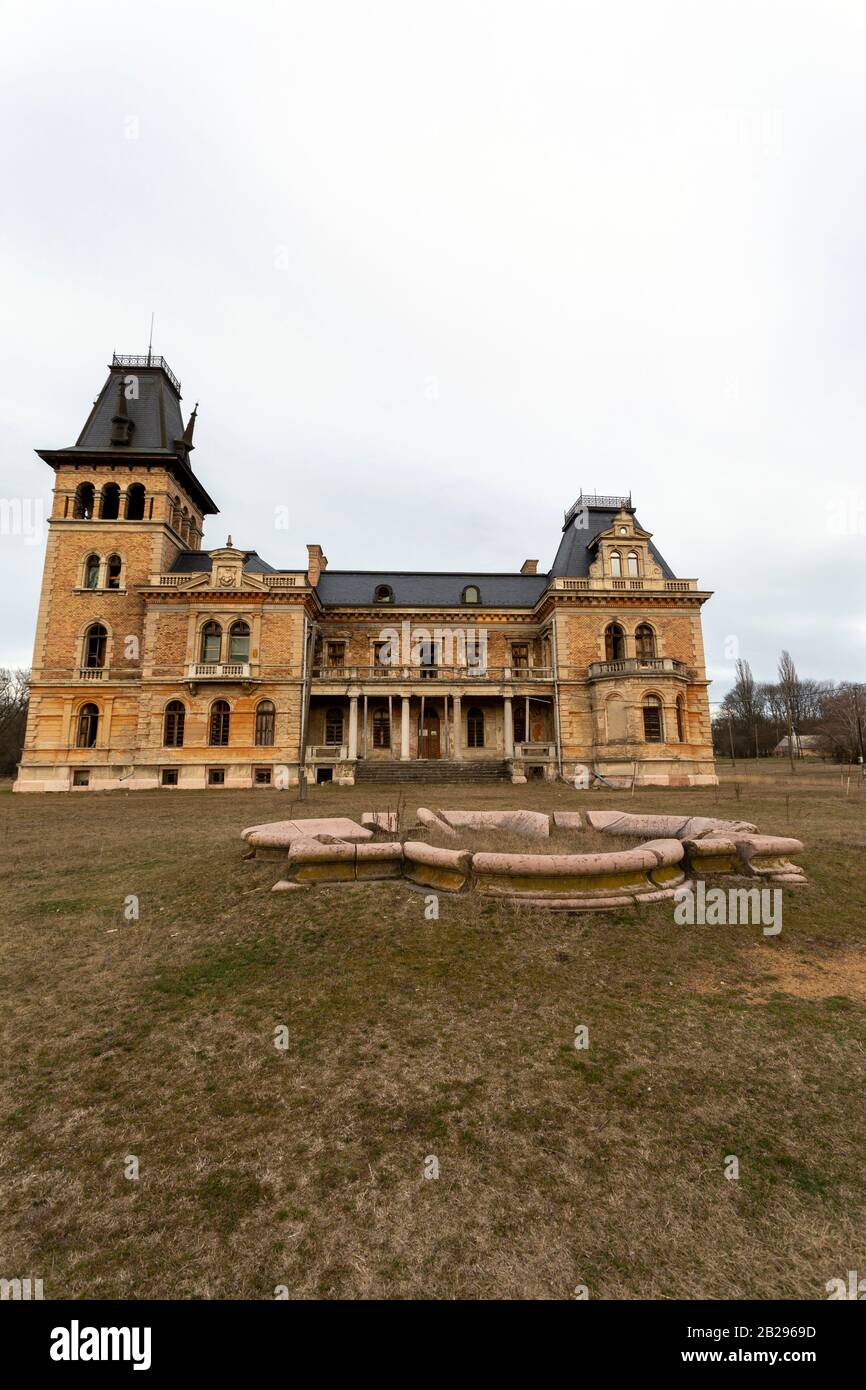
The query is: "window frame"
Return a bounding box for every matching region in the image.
[467,706,484,748]
[324,706,344,746]
[255,700,276,747]
[76,703,99,748]
[163,700,186,748]
[208,700,231,747]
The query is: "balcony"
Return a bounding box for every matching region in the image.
[77,667,106,681]
[185,662,253,681]
[551,576,698,593]
[588,657,690,680]
[311,665,554,685]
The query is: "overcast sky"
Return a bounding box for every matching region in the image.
[1,1,864,698]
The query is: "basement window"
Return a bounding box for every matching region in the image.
[254,767,272,785]
[72,769,90,788]
[316,767,334,784]
[161,768,179,787]
[207,767,226,786]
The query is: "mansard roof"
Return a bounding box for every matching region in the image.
[37,353,219,516]
[315,571,548,607]
[549,502,675,579]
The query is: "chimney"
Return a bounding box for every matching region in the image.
[307,544,328,587]
[520,559,538,575]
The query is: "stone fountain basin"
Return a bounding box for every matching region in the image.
[241,809,806,905]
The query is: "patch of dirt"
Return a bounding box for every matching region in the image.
[688,946,866,1002]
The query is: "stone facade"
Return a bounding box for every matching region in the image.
[15,354,717,792]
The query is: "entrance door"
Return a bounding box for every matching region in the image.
[419,708,440,758]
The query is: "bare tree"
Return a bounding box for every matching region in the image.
[0,668,30,775]
[777,650,800,771]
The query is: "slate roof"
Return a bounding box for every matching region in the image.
[37,357,219,516]
[315,571,547,607]
[169,504,677,603]
[170,551,275,575]
[549,507,675,579]
[75,365,185,452]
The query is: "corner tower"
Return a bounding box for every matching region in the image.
[17,352,219,790]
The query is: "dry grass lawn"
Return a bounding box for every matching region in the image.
[0,762,864,1300]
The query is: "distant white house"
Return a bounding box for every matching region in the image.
[772,733,827,758]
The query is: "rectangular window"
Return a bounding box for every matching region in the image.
[207,767,226,786]
[511,643,530,672]
[419,640,438,678]
[72,769,90,787]
[254,767,272,785]
[642,706,663,742]
[161,768,179,786]
[327,641,345,668]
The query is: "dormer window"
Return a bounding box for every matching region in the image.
[462,585,481,604]
[610,551,622,577]
[627,551,640,577]
[374,584,394,604]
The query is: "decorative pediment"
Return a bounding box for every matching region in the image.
[588,508,663,582]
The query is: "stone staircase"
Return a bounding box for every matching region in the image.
[354,759,511,784]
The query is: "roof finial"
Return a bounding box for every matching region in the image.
[227,534,233,547]
[182,402,198,446]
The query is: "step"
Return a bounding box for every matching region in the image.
[354,760,510,783]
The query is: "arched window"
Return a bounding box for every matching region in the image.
[462,585,481,604]
[83,554,101,590]
[229,620,250,662]
[200,621,222,663]
[100,483,120,519]
[76,703,99,748]
[467,706,484,747]
[676,695,686,742]
[642,695,663,743]
[209,700,231,746]
[372,707,390,748]
[125,483,145,520]
[606,693,628,742]
[373,584,394,604]
[604,623,625,662]
[73,483,95,519]
[610,550,622,577]
[635,624,656,662]
[83,623,107,669]
[627,551,640,577]
[325,706,344,745]
[163,700,186,747]
[106,554,122,590]
[255,700,275,746]
[181,508,191,543]
[171,498,181,533]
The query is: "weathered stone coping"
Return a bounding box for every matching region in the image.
[242,808,807,902]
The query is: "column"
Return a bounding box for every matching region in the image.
[401,696,410,760]
[453,696,463,759]
[504,696,514,758]
[348,696,358,760]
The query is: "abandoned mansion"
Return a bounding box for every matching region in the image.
[15,352,717,792]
